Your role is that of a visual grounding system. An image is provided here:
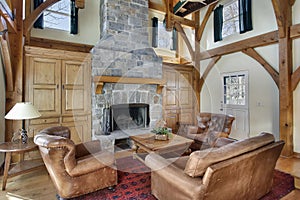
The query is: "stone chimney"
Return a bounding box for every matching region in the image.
[91,0,163,136]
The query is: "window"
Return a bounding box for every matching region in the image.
[44,0,70,31]
[223,72,247,106]
[152,17,177,51]
[157,21,175,50]
[222,0,239,38]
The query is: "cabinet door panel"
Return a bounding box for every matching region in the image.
[164,111,178,134]
[28,57,61,116]
[62,60,90,115]
[163,65,195,130]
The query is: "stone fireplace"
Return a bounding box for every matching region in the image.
[91,0,163,139]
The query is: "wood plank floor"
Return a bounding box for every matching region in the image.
[0,154,299,199]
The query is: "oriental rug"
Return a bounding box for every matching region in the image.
[72,156,294,200]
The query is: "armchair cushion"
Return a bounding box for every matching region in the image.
[68,151,115,177]
[184,132,275,177]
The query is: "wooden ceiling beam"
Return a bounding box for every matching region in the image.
[196,1,218,41]
[292,66,300,91]
[242,48,279,88]
[199,31,279,60]
[172,13,196,28]
[149,1,166,12]
[199,56,221,92]
[23,0,61,35]
[290,23,300,39]
[272,0,288,38]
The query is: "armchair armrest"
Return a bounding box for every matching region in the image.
[68,151,115,177]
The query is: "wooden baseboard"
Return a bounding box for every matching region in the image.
[294,152,300,158]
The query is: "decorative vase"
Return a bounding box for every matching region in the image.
[155,134,168,141]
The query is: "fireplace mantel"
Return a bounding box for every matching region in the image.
[93,76,166,94]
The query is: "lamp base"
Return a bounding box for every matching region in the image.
[20,129,28,144]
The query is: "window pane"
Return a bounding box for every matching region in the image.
[223,74,246,105]
[157,21,173,49]
[44,0,70,31]
[222,0,239,38]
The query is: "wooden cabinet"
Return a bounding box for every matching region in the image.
[163,63,197,133]
[25,46,91,143]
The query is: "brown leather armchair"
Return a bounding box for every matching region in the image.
[34,126,117,199]
[184,112,235,150]
[145,132,284,200]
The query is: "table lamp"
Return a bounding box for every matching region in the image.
[5,102,41,144]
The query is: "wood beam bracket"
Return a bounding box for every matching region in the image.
[174,22,195,61]
[0,5,17,33]
[292,66,300,91]
[196,1,218,41]
[199,56,221,92]
[23,0,61,35]
[242,48,279,88]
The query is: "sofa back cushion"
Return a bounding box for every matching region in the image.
[184,132,275,177]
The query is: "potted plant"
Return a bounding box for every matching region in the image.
[151,120,170,140]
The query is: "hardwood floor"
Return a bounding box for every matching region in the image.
[0,154,299,199]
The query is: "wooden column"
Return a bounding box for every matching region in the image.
[194,11,201,121]
[5,0,24,141]
[272,0,293,156]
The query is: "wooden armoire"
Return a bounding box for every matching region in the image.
[24,46,91,143]
[163,63,199,134]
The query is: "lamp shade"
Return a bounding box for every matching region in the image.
[5,102,41,120]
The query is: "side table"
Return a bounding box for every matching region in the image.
[0,138,44,190]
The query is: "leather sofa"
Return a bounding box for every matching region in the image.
[34,126,117,199]
[145,132,284,200]
[182,112,235,150]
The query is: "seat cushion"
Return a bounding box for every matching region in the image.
[184,132,275,177]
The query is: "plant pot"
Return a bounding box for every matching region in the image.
[155,134,168,141]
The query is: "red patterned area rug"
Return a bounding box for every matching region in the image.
[72,156,294,200]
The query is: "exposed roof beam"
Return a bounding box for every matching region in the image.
[149,1,166,12]
[199,31,279,60]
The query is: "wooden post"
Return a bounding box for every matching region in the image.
[5,0,24,142]
[272,0,293,156]
[194,11,200,119]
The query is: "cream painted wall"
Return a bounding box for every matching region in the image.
[31,0,100,45]
[200,0,299,152]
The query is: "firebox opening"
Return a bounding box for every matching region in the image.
[111,103,150,131]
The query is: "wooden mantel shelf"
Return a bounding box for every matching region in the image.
[93,76,166,94]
